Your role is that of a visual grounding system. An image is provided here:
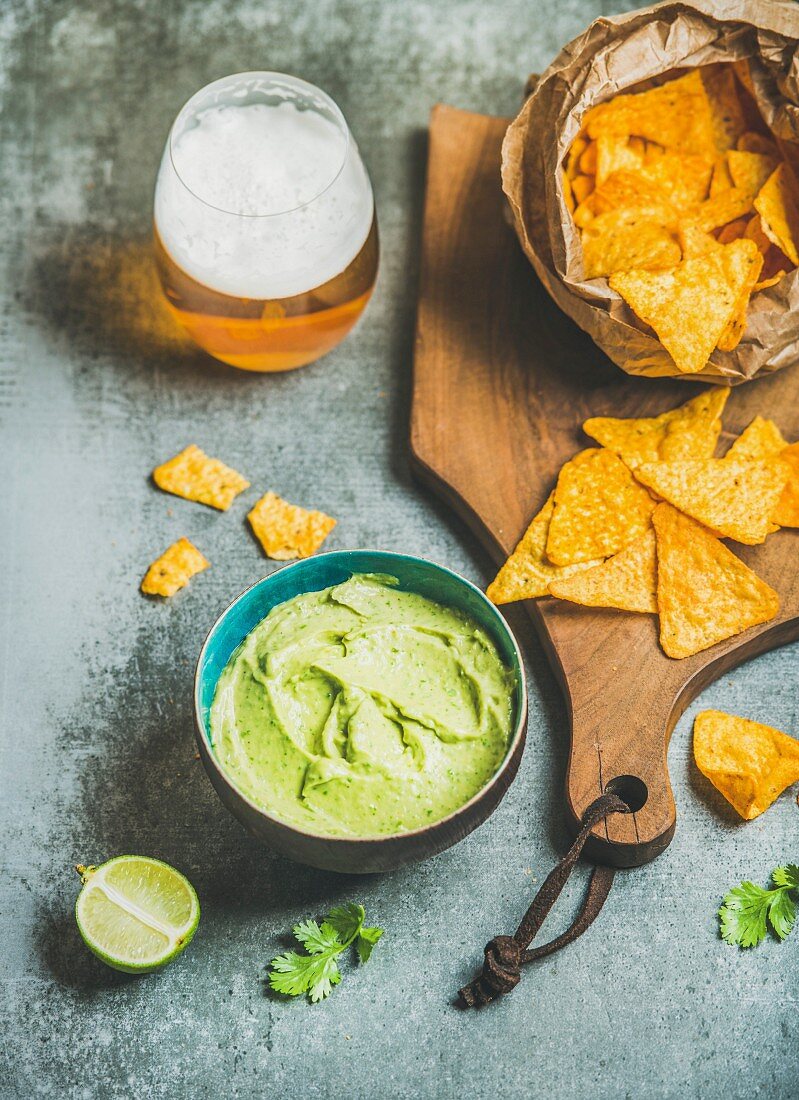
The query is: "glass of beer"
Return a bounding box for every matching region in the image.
[153,72,378,371]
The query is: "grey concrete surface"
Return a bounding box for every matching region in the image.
[1,1,798,1097]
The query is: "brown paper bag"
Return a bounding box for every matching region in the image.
[502,0,799,383]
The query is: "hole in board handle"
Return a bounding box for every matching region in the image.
[604,774,648,813]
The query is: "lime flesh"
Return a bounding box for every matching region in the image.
[75,855,200,974]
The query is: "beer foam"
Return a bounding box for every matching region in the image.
[154,101,374,300]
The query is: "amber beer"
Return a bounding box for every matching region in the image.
[153,73,378,372]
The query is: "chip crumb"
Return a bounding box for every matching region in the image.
[153,444,250,511]
[248,492,336,560]
[141,537,209,598]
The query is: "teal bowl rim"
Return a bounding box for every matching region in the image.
[193,549,528,845]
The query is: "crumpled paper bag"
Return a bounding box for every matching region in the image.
[502,0,799,383]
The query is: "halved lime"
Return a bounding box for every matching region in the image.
[75,856,200,974]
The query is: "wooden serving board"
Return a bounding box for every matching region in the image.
[410,105,799,867]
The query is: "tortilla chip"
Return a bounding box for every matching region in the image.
[773,442,799,527]
[486,494,602,604]
[715,217,748,244]
[701,65,746,152]
[686,188,759,233]
[153,445,250,511]
[693,710,799,820]
[595,133,646,184]
[609,239,761,374]
[248,492,336,560]
[743,213,773,255]
[678,225,721,258]
[548,527,657,613]
[571,174,594,205]
[566,133,589,180]
[584,70,716,156]
[727,150,780,201]
[635,456,789,545]
[754,269,787,291]
[573,195,597,228]
[579,141,598,175]
[141,538,209,598]
[737,131,779,158]
[581,207,680,279]
[653,504,779,659]
[591,170,676,216]
[709,157,734,198]
[715,245,763,352]
[583,388,728,468]
[725,416,788,461]
[546,448,655,565]
[640,154,713,209]
[755,163,799,265]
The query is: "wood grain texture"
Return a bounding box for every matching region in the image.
[410,105,799,867]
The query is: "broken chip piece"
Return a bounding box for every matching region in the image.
[546,448,655,565]
[247,491,336,560]
[635,456,789,545]
[694,709,799,820]
[653,503,779,659]
[583,388,728,469]
[486,493,603,604]
[153,444,250,511]
[141,538,209,598]
[548,526,657,614]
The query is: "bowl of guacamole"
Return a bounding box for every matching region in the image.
[195,551,527,872]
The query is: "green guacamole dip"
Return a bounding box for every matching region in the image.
[210,573,515,837]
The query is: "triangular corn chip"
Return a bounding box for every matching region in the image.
[754,163,799,265]
[247,492,336,560]
[686,188,759,233]
[653,504,779,659]
[709,157,734,198]
[636,457,789,544]
[725,416,787,461]
[595,133,645,184]
[701,65,746,152]
[153,444,250,511]
[546,448,655,565]
[639,154,713,210]
[580,141,598,175]
[716,244,763,352]
[571,174,594,204]
[141,538,209,598]
[486,494,602,604]
[583,388,728,469]
[609,239,761,374]
[581,207,680,279]
[727,150,779,199]
[678,225,721,258]
[591,170,677,216]
[548,527,657,613]
[584,71,716,155]
[694,709,799,820]
[566,133,589,180]
[773,442,799,527]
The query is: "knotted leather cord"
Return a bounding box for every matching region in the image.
[458,792,632,1007]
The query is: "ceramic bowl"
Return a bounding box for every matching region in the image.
[194,550,527,873]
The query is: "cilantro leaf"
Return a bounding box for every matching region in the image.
[768,889,796,941]
[772,865,799,890]
[292,919,341,955]
[357,926,384,964]
[326,902,365,943]
[268,949,341,1002]
[268,902,383,1002]
[719,866,799,947]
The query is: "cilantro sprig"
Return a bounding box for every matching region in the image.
[268,903,384,1002]
[719,865,799,948]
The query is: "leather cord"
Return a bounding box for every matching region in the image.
[458,792,632,1007]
